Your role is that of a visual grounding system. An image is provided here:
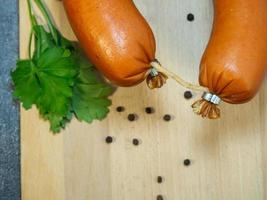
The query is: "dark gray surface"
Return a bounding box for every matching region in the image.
[0,0,20,200]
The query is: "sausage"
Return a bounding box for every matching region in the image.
[192,0,267,118]
[63,0,160,87]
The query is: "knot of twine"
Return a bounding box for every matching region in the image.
[149,59,221,119]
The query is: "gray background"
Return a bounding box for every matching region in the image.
[0,0,20,199]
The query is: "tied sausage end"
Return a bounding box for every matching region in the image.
[146,67,168,89]
[192,92,221,119]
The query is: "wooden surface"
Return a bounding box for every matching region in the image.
[20,0,267,200]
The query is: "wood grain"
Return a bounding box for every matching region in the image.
[20,0,267,200]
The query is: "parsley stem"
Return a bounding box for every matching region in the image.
[26,0,37,27]
[33,0,59,45]
[28,29,34,59]
[27,0,36,59]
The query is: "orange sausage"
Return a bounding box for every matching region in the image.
[63,0,156,86]
[193,0,267,118]
[200,0,267,103]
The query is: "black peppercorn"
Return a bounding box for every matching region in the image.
[116,106,125,112]
[105,136,113,144]
[184,91,193,99]
[187,13,195,21]
[184,159,191,166]
[157,176,163,183]
[163,114,172,121]
[132,138,140,146]
[145,107,155,114]
[128,114,137,121]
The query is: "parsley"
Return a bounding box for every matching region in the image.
[72,52,113,123]
[11,0,113,133]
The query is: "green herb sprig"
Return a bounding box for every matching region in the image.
[12,0,113,133]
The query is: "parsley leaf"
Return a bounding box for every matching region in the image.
[12,47,77,133]
[43,110,73,133]
[35,47,77,116]
[11,60,41,109]
[72,54,113,122]
[72,50,113,123]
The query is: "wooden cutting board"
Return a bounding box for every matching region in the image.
[20,0,267,200]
